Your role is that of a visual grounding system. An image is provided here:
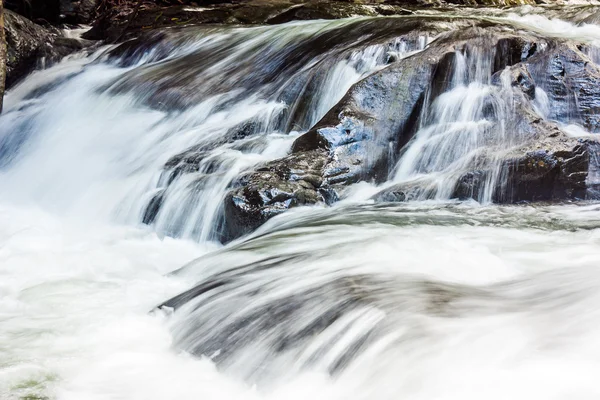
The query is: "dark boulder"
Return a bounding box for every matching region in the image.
[222,149,328,240]
[452,170,487,201]
[493,127,589,203]
[4,10,90,88]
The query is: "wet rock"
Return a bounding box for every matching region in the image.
[221,29,552,240]
[221,27,484,241]
[527,42,600,133]
[106,17,449,112]
[4,10,90,87]
[265,2,379,24]
[84,0,542,42]
[84,5,236,42]
[452,170,487,200]
[222,149,328,240]
[494,128,589,203]
[493,37,538,74]
[372,182,424,202]
[142,190,165,224]
[492,63,537,99]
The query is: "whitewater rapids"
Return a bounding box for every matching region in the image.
[3,9,600,400]
[4,202,600,399]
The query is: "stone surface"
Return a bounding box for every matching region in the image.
[221,27,600,239]
[221,27,504,241]
[4,9,89,87]
[527,43,600,133]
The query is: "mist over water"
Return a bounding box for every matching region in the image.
[2,10,600,400]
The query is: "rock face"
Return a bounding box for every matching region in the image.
[375,45,594,205]
[527,43,600,133]
[220,25,600,241]
[4,9,88,87]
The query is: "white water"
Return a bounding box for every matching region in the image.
[392,49,515,201]
[3,11,600,400]
[5,201,600,399]
[0,20,427,242]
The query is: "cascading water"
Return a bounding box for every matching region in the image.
[0,18,429,241]
[391,47,516,202]
[4,9,600,400]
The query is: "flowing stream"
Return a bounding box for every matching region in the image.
[2,9,600,400]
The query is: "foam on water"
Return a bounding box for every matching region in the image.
[5,201,600,399]
[0,19,428,242]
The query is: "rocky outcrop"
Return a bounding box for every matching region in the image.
[375,54,594,205]
[449,124,590,203]
[223,149,328,239]
[84,0,544,42]
[4,9,89,87]
[218,33,439,239]
[495,139,589,203]
[221,28,541,241]
[462,44,596,203]
[527,43,600,133]
[219,26,600,240]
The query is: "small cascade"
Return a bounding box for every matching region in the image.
[0,19,429,241]
[391,46,526,202]
[5,10,600,400]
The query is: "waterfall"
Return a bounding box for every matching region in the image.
[0,19,428,241]
[391,47,517,202]
[5,11,600,400]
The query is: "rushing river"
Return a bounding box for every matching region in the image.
[4,201,600,399]
[3,7,600,400]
